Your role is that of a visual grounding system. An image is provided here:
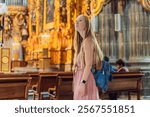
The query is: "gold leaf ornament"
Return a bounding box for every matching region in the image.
[91,0,105,16]
[139,0,150,11]
[2,56,9,64]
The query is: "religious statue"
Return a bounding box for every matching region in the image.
[3,15,11,41]
[12,12,25,42]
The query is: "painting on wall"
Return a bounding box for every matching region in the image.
[31,0,36,33]
[44,0,55,30]
[39,0,44,32]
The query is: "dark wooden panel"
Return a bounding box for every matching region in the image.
[0,77,31,100]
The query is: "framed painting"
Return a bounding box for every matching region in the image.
[29,0,36,34]
[39,0,44,32]
[44,0,55,30]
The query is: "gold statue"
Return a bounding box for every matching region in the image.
[12,12,25,42]
[3,15,11,41]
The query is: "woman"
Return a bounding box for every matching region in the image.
[116,59,129,72]
[73,14,103,100]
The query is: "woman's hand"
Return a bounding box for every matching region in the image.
[72,64,77,75]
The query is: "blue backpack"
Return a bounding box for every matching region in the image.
[91,61,115,93]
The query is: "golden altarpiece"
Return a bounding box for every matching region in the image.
[26,0,80,71]
[0,1,28,72]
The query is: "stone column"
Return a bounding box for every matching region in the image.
[117,1,124,59]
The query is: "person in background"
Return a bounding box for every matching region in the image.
[116,59,129,72]
[103,56,109,62]
[103,56,117,72]
[103,56,117,100]
[109,59,129,100]
[73,14,103,100]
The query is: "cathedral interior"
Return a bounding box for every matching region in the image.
[0,0,150,100]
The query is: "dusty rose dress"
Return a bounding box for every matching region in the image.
[73,53,99,100]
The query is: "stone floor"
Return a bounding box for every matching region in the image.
[118,95,150,100]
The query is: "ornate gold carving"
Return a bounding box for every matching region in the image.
[1,4,28,61]
[2,56,9,64]
[37,0,44,33]
[82,0,105,17]
[91,0,105,16]
[82,0,91,16]
[60,0,67,23]
[139,0,150,11]
[3,15,11,41]
[8,5,27,15]
[27,0,76,68]
[0,48,10,72]
[12,12,26,42]
[28,0,36,35]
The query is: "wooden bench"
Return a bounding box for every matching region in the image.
[0,73,29,77]
[48,72,73,100]
[101,72,144,100]
[26,72,39,88]
[32,72,58,100]
[0,77,31,99]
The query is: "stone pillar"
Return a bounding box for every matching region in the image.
[117,1,124,59]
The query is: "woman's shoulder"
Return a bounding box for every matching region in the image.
[82,37,94,48]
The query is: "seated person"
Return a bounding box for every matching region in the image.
[109,58,128,100]
[116,59,129,72]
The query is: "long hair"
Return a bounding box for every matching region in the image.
[74,15,103,69]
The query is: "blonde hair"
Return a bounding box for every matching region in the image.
[74,15,103,69]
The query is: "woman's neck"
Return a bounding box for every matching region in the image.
[79,30,86,39]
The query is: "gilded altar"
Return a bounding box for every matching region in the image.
[0,5,28,60]
[26,0,79,71]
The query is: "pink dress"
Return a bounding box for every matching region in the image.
[73,54,99,100]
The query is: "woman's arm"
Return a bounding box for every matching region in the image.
[72,53,77,71]
[82,38,94,82]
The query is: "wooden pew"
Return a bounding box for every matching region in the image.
[0,77,31,100]
[26,72,39,88]
[101,72,144,100]
[48,72,73,100]
[32,72,58,100]
[0,73,29,77]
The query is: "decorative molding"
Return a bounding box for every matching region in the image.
[82,0,105,17]
[91,0,105,16]
[8,5,27,14]
[139,0,150,11]
[2,5,28,45]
